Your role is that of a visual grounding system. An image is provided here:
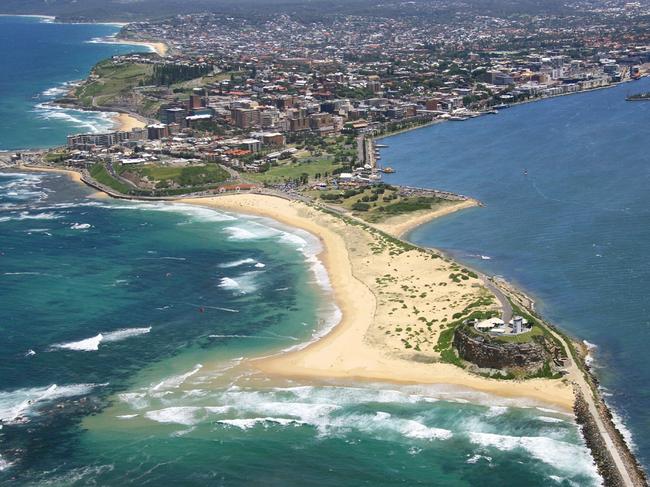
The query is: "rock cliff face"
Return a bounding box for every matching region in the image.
[453,326,547,370]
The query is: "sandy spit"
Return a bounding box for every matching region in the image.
[179,194,575,411]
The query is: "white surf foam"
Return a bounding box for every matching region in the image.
[0,455,14,472]
[468,432,598,478]
[217,417,306,430]
[396,418,453,440]
[223,226,262,240]
[33,102,116,134]
[117,392,149,410]
[102,201,236,223]
[54,334,104,351]
[103,327,152,343]
[0,383,102,423]
[219,258,258,268]
[52,327,151,351]
[13,211,62,221]
[536,416,565,423]
[219,277,240,291]
[583,340,597,367]
[41,81,77,98]
[608,406,636,451]
[466,454,492,464]
[145,406,203,426]
[485,406,508,417]
[150,364,203,392]
[70,223,92,230]
[218,271,262,295]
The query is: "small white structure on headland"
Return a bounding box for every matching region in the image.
[510,316,529,334]
[473,315,531,336]
[475,317,504,331]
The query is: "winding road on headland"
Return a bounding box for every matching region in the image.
[483,277,513,324]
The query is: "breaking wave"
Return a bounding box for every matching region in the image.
[0,211,61,223]
[33,102,116,134]
[0,383,103,424]
[150,364,203,392]
[468,431,595,477]
[51,327,151,352]
[219,258,263,268]
[98,201,236,223]
[218,271,263,295]
[70,222,92,230]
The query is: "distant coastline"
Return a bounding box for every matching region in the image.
[0,15,154,150]
[95,36,169,56]
[0,14,55,21]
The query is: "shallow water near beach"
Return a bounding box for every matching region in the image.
[0,171,599,485]
[382,75,650,471]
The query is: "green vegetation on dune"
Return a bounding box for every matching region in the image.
[376,196,445,217]
[90,162,231,195]
[75,61,153,108]
[90,164,133,194]
[148,63,213,86]
[311,185,451,223]
[44,151,68,163]
[247,158,341,184]
[121,163,230,188]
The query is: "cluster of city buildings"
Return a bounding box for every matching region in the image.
[64,3,650,175]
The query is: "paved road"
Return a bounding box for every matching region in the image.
[483,276,513,323]
[547,327,640,486]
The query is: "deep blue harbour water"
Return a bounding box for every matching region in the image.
[0,16,145,150]
[381,76,650,469]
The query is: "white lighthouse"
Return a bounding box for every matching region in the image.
[513,316,524,334]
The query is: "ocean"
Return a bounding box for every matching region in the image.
[0,15,600,487]
[381,76,650,471]
[0,16,146,151]
[0,172,599,486]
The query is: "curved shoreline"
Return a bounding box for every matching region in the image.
[178,194,575,411]
[374,198,480,239]
[104,37,168,56]
[3,166,589,412]
[14,165,648,484]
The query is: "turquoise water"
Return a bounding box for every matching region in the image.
[381,77,650,470]
[0,16,146,150]
[0,172,599,485]
[0,15,601,486]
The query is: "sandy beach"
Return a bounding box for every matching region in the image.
[24,169,644,482]
[110,38,168,56]
[180,194,575,410]
[113,112,147,132]
[9,167,574,409]
[374,198,479,238]
[17,164,82,182]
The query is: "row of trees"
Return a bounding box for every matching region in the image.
[148,64,213,86]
